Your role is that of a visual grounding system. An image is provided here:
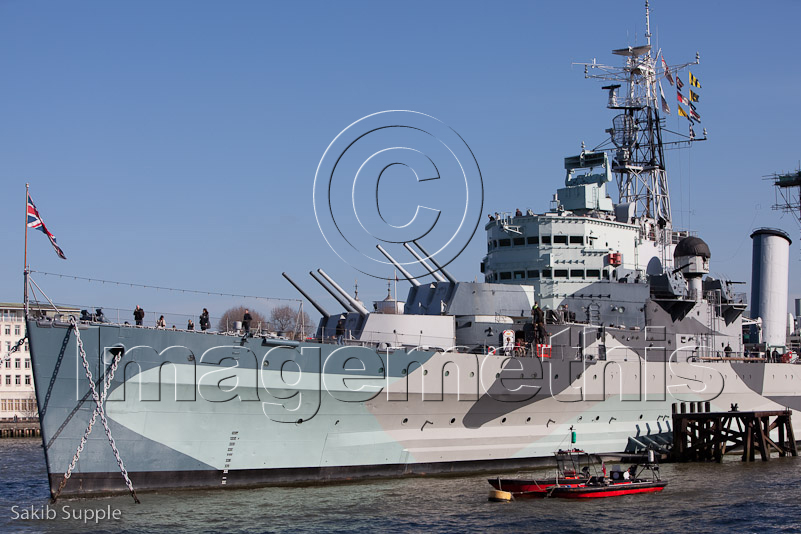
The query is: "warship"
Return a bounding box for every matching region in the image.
[25,3,801,499]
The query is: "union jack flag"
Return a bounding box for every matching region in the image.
[27,193,66,259]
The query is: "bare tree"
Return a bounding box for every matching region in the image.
[22,393,38,420]
[217,306,268,332]
[270,305,312,340]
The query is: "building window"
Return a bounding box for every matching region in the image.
[4,342,9,352]
[499,239,511,247]
[14,325,20,336]
[570,269,584,278]
[493,273,498,281]
[554,269,568,278]
[0,399,5,411]
[500,272,512,280]
[15,375,21,385]
[513,237,525,246]
[4,360,9,369]
[527,236,539,245]
[514,271,525,280]
[527,270,540,279]
[4,376,10,385]
[24,359,30,369]
[3,326,9,335]
[541,236,551,245]
[586,269,601,278]
[13,399,20,411]
[542,269,552,278]
[553,235,568,245]
[25,375,31,385]
[570,236,584,244]
[14,359,20,369]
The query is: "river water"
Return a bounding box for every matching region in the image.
[1,438,800,533]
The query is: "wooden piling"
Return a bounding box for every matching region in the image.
[672,407,797,462]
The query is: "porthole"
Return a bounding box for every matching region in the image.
[450,418,456,424]
[555,374,559,379]
[263,360,269,367]
[593,374,597,380]
[378,367,384,374]
[335,420,340,425]
[444,371,450,377]
[577,416,583,421]
[526,417,532,423]
[424,370,428,375]
[402,418,408,425]
[639,414,643,420]
[402,369,407,375]
[595,416,600,421]
[469,372,475,377]
[496,373,500,378]
[501,417,507,424]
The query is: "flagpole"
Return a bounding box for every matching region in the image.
[23,183,29,318]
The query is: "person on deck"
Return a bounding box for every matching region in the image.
[243,309,253,335]
[335,317,345,345]
[531,303,546,345]
[133,305,144,326]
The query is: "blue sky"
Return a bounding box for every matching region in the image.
[1,0,799,325]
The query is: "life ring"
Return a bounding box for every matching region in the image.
[487,346,498,356]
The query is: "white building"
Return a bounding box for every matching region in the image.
[0,303,34,420]
[0,302,79,420]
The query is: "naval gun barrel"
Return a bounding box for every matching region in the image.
[411,240,456,284]
[403,243,447,282]
[317,269,370,316]
[282,273,330,318]
[376,244,421,287]
[309,271,355,313]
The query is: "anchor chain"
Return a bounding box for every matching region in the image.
[0,336,27,365]
[52,317,139,503]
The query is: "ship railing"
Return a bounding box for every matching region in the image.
[29,303,314,339]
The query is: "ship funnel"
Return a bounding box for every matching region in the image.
[317,269,369,316]
[750,228,792,349]
[376,244,421,287]
[282,273,330,318]
[402,243,446,282]
[411,240,456,284]
[309,271,355,313]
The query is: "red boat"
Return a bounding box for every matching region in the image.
[489,449,667,500]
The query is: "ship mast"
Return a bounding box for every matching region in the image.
[575,1,700,264]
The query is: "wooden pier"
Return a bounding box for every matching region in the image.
[671,402,797,462]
